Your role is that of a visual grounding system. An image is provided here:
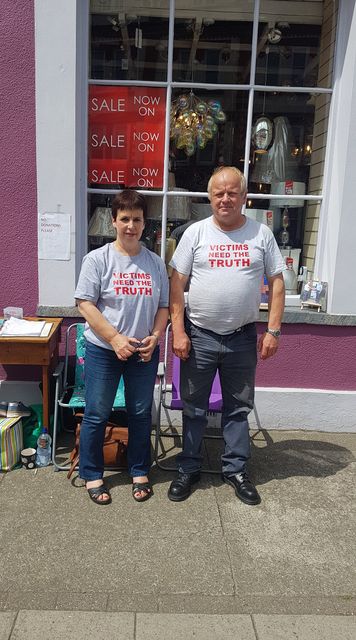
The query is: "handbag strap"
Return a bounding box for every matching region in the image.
[67,453,79,480]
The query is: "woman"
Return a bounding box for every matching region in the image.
[75,190,169,505]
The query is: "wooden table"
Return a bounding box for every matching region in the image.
[0,317,63,427]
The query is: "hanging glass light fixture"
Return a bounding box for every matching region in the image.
[252,46,274,154]
[170,91,226,157]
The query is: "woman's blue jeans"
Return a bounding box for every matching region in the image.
[79,340,159,481]
[177,318,257,475]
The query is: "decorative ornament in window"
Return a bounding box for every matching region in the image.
[170,91,226,157]
[251,116,274,154]
[252,46,274,154]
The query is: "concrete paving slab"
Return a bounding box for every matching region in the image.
[0,612,16,640]
[253,614,356,640]
[206,431,356,485]
[219,470,356,598]
[157,594,347,615]
[136,613,256,640]
[333,596,356,615]
[10,611,134,640]
[107,592,159,612]
[54,591,108,611]
[1,430,356,622]
[158,595,245,614]
[1,527,232,596]
[154,435,218,472]
[255,430,356,454]
[0,467,231,596]
[5,591,57,612]
[207,430,356,602]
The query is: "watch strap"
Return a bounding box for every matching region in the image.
[266,328,281,338]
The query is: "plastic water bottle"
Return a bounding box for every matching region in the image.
[36,428,52,467]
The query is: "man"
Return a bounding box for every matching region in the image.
[168,166,285,505]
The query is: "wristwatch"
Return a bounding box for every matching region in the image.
[266,328,281,338]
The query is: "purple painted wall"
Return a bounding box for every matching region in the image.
[3,317,356,391]
[0,1,38,315]
[165,322,356,392]
[255,323,356,391]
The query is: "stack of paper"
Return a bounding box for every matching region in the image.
[0,317,46,337]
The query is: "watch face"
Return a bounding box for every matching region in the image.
[267,329,281,337]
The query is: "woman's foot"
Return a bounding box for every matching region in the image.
[132,476,152,502]
[86,479,111,505]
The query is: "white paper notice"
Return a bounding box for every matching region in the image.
[39,213,71,260]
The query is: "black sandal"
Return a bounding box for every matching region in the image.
[86,484,112,505]
[132,481,153,502]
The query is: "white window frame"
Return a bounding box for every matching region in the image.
[87,0,331,261]
[37,0,356,315]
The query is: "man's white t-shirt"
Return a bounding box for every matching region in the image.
[170,216,285,334]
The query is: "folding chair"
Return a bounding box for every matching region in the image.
[52,323,126,472]
[153,323,263,473]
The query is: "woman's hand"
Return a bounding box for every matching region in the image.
[110,334,139,361]
[136,335,159,362]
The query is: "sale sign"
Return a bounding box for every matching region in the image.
[88,85,166,188]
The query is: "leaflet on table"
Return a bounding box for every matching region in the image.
[0,317,52,337]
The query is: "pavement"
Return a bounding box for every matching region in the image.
[0,427,356,639]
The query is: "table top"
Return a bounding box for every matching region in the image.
[0,317,63,344]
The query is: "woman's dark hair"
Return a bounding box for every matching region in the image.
[111,189,147,221]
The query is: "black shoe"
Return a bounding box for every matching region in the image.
[168,471,201,502]
[221,471,261,505]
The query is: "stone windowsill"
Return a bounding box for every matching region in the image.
[37,305,356,326]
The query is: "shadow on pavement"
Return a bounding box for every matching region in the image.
[56,427,355,490]
[204,429,355,485]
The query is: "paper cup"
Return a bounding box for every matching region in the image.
[20,448,37,469]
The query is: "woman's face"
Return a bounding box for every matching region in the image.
[112,208,145,244]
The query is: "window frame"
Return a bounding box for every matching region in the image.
[87,0,333,268]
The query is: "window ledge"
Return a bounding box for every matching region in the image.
[37,305,356,326]
[37,305,81,318]
[259,307,356,326]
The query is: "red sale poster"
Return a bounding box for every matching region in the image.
[88,85,166,188]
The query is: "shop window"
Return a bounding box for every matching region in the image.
[172,16,253,85]
[88,0,337,282]
[90,9,169,82]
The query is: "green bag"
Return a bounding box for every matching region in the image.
[22,405,43,449]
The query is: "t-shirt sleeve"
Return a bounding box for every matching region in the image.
[74,253,102,303]
[263,228,286,277]
[169,225,195,275]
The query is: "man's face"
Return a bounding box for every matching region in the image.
[209,170,247,231]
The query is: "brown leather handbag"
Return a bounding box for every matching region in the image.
[67,414,128,479]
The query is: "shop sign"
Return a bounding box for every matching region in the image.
[88,85,166,188]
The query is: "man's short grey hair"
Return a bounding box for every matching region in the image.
[207,166,247,199]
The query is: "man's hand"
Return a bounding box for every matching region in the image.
[172,330,191,361]
[170,269,191,360]
[257,332,279,360]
